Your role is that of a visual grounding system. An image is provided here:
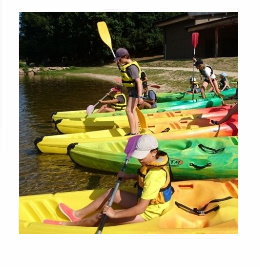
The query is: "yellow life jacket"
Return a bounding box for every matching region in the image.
[120,60,142,88]
[136,155,174,204]
[191,81,199,89]
[111,93,127,110]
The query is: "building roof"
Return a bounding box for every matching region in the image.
[156,12,238,28]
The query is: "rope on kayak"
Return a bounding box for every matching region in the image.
[175,196,233,216]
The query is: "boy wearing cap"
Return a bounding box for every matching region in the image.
[219,72,230,91]
[193,57,222,99]
[43,134,174,227]
[138,86,158,109]
[114,48,144,135]
[97,85,127,113]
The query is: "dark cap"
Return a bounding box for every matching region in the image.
[114,48,129,62]
[194,59,203,66]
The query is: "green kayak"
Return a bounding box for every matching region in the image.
[52,97,222,122]
[68,136,238,180]
[156,87,237,102]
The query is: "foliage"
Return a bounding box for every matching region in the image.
[19,12,179,66]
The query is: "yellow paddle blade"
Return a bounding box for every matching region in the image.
[97,21,115,58]
[136,107,147,128]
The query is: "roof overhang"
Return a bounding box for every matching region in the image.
[186,15,238,32]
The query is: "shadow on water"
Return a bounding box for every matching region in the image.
[19,74,126,196]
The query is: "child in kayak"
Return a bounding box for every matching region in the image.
[97,85,127,113]
[138,86,158,109]
[43,134,174,227]
[186,77,201,94]
[219,72,230,91]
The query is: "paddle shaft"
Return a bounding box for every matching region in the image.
[95,135,141,234]
[95,172,125,234]
[192,33,199,100]
[93,91,111,108]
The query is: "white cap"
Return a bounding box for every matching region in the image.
[131,135,158,159]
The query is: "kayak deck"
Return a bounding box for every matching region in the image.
[19,179,238,234]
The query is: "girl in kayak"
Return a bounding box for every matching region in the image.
[44,134,174,227]
[97,85,127,113]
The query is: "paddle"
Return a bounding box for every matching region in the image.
[86,88,114,115]
[96,135,141,234]
[97,21,147,130]
[97,21,116,58]
[136,106,147,128]
[192,32,199,100]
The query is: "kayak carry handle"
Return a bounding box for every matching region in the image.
[198,144,225,154]
[190,162,212,170]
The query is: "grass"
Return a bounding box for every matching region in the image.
[34,56,238,95]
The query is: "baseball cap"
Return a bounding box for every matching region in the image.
[131,135,158,159]
[220,72,227,77]
[114,48,129,62]
[194,59,203,66]
[111,85,122,92]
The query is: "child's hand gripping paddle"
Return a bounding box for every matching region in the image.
[86,88,116,115]
[95,135,142,234]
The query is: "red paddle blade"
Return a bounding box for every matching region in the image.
[124,135,142,159]
[150,85,160,89]
[192,32,199,48]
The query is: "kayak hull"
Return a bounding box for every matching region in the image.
[19,179,238,234]
[68,136,238,179]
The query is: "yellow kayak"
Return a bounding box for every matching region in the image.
[35,115,238,154]
[19,179,238,234]
[52,105,234,122]
[55,113,238,134]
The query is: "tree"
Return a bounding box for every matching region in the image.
[19,12,180,66]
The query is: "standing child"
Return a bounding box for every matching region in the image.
[114,48,144,136]
[43,134,174,227]
[193,58,222,99]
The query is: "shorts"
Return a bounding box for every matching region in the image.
[140,201,170,221]
[128,87,138,98]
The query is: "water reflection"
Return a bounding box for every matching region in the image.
[19,74,129,196]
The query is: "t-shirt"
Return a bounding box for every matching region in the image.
[140,168,170,220]
[127,64,139,80]
[116,94,125,104]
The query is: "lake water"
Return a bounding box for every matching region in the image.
[19,74,127,196]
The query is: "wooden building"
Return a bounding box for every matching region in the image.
[156,12,238,59]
